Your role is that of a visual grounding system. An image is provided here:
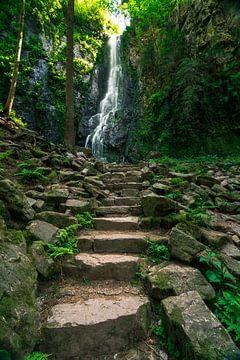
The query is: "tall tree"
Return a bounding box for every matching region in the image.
[3,0,25,116]
[64,0,75,147]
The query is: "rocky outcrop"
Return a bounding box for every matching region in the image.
[162,291,240,360]
[146,262,215,300]
[0,237,38,359]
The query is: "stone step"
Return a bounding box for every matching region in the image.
[62,253,139,280]
[102,197,140,206]
[108,166,141,173]
[94,216,139,231]
[121,189,140,197]
[41,294,150,360]
[107,182,142,191]
[96,205,142,217]
[103,177,142,184]
[78,231,149,253]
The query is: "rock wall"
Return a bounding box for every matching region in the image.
[125,0,240,160]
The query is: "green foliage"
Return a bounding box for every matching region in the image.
[126,0,240,159]
[16,162,56,183]
[76,212,94,229]
[199,252,240,343]
[0,150,14,162]
[0,350,11,360]
[41,212,94,258]
[24,353,51,360]
[43,223,80,258]
[147,239,170,264]
[151,306,181,360]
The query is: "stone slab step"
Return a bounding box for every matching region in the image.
[108,166,141,173]
[63,253,139,280]
[78,231,149,253]
[96,205,142,217]
[121,189,140,197]
[104,177,142,184]
[41,295,150,360]
[107,182,142,191]
[101,197,140,206]
[94,216,139,231]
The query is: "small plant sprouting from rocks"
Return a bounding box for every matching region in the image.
[147,239,170,264]
[76,211,94,229]
[16,160,56,183]
[40,212,94,258]
[199,252,240,343]
[151,306,182,359]
[44,224,80,259]
[24,352,51,360]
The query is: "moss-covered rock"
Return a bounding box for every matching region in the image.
[0,179,35,221]
[146,262,215,301]
[0,242,39,359]
[162,291,240,360]
[169,227,206,263]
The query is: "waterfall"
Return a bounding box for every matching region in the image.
[85,34,123,161]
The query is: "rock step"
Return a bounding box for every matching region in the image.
[108,166,141,173]
[102,197,140,206]
[96,205,142,217]
[121,189,140,197]
[103,177,142,184]
[107,182,142,191]
[77,231,152,253]
[94,216,139,231]
[62,253,139,280]
[41,294,150,360]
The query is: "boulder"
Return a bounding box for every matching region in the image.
[62,198,96,214]
[0,179,35,221]
[169,227,206,263]
[220,242,240,260]
[196,175,220,188]
[142,193,182,217]
[36,211,77,228]
[31,243,55,278]
[0,242,38,358]
[146,262,215,300]
[200,228,231,246]
[219,253,240,278]
[27,220,59,243]
[152,183,170,195]
[162,291,239,360]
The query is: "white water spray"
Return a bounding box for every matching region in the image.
[85,3,129,160]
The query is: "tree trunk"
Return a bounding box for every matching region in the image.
[64,0,75,147]
[3,0,25,116]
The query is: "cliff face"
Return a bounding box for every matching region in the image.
[0,0,110,143]
[125,0,240,160]
[78,35,139,162]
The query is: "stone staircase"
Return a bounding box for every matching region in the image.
[40,164,158,360]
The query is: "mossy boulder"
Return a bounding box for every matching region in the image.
[27,220,59,243]
[36,211,77,228]
[169,227,206,263]
[162,291,240,360]
[146,262,215,300]
[142,192,183,217]
[0,242,39,359]
[0,179,35,221]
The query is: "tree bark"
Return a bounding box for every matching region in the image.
[64,0,75,147]
[3,0,25,116]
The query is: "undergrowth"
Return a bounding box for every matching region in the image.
[199,252,240,343]
[40,212,94,258]
[147,239,170,264]
[24,353,51,360]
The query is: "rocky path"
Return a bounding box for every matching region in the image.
[40,164,158,360]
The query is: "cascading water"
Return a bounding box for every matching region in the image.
[85,35,123,161]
